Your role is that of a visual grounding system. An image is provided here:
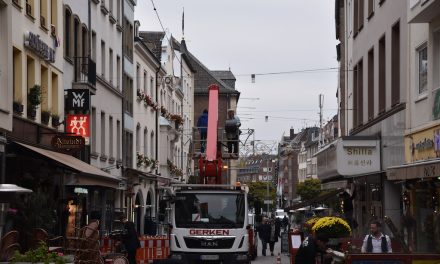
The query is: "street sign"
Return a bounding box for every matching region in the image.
[264,200,273,205]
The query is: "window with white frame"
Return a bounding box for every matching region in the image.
[418,45,428,94]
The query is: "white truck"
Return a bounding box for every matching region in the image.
[168,184,253,264]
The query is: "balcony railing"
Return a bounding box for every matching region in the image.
[73,56,96,87]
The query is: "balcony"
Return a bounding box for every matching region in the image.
[408,0,440,23]
[72,57,97,95]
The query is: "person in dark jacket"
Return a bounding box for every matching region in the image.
[295,234,328,264]
[197,109,208,153]
[122,220,141,264]
[268,215,281,256]
[257,217,270,256]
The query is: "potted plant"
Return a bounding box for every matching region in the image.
[51,113,60,127]
[27,85,42,120]
[312,216,351,239]
[13,100,24,114]
[41,110,51,125]
[11,242,67,264]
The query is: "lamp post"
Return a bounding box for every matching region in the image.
[266,157,270,214]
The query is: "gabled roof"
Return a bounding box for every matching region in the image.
[138,31,166,62]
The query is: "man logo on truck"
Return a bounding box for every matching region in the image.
[189,229,230,236]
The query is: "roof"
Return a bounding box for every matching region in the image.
[138,31,166,61]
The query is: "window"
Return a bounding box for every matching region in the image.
[117,120,121,160]
[41,65,49,111]
[136,124,140,153]
[101,112,106,156]
[124,74,133,115]
[51,72,58,115]
[26,0,35,17]
[353,65,358,127]
[109,116,114,158]
[359,0,364,30]
[368,0,374,19]
[150,131,155,158]
[353,0,358,36]
[82,26,88,58]
[150,77,154,99]
[64,8,71,58]
[40,0,48,28]
[92,108,97,153]
[91,31,96,61]
[123,18,133,60]
[117,0,121,23]
[418,45,428,94]
[101,40,105,77]
[124,131,133,168]
[50,0,57,32]
[116,56,121,89]
[358,60,364,125]
[368,48,374,119]
[434,31,440,91]
[73,18,80,57]
[27,56,35,91]
[379,35,386,113]
[13,48,23,103]
[144,128,148,156]
[136,64,140,92]
[144,71,148,94]
[391,21,400,106]
[109,48,113,84]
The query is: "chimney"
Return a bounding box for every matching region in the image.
[290,128,295,139]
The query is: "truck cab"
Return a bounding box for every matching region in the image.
[169,184,250,263]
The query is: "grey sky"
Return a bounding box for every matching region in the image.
[135,1,338,142]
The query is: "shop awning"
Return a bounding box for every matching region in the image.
[387,159,440,180]
[16,142,120,188]
[286,188,344,211]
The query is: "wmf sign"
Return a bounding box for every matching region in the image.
[67,89,90,111]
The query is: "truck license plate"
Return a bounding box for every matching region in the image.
[200,255,219,261]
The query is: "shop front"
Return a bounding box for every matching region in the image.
[316,136,382,237]
[387,125,440,253]
[4,140,121,240]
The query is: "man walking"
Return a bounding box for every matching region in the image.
[361,220,392,253]
[257,217,270,256]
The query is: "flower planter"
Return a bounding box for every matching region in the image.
[27,108,36,120]
[51,116,60,127]
[41,111,51,125]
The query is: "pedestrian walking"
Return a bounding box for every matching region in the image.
[361,220,392,253]
[282,215,289,231]
[257,217,270,256]
[197,109,208,153]
[121,219,141,264]
[268,215,281,256]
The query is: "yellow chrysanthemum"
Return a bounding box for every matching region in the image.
[311,217,351,238]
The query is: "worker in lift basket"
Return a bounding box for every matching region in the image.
[225,109,241,154]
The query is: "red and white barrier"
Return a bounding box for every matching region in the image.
[136,235,170,264]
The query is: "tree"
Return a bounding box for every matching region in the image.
[248,182,276,212]
[296,178,322,201]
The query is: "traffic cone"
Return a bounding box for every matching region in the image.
[276,253,281,264]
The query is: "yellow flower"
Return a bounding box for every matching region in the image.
[312,217,351,237]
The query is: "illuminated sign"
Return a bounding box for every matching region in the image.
[51,135,85,151]
[66,89,90,111]
[66,114,90,145]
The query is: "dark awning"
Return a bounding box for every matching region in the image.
[16,142,120,188]
[286,188,344,212]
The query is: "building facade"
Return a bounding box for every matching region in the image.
[278,129,299,207]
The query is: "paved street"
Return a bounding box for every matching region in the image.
[252,235,290,264]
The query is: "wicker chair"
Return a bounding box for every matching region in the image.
[0,231,19,252]
[0,243,20,261]
[30,228,64,250]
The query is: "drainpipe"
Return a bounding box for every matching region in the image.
[180,55,184,180]
[155,66,160,175]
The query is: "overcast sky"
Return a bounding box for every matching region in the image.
[135,1,338,143]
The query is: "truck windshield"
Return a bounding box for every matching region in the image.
[174,193,245,228]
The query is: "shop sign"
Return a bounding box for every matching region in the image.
[337,139,381,176]
[405,125,440,162]
[24,31,56,63]
[66,89,90,112]
[51,135,85,151]
[66,114,90,145]
[74,187,88,194]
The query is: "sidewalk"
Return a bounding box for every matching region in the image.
[252,235,290,264]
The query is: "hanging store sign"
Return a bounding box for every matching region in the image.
[66,89,90,112]
[24,31,56,63]
[66,114,90,145]
[51,135,85,151]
